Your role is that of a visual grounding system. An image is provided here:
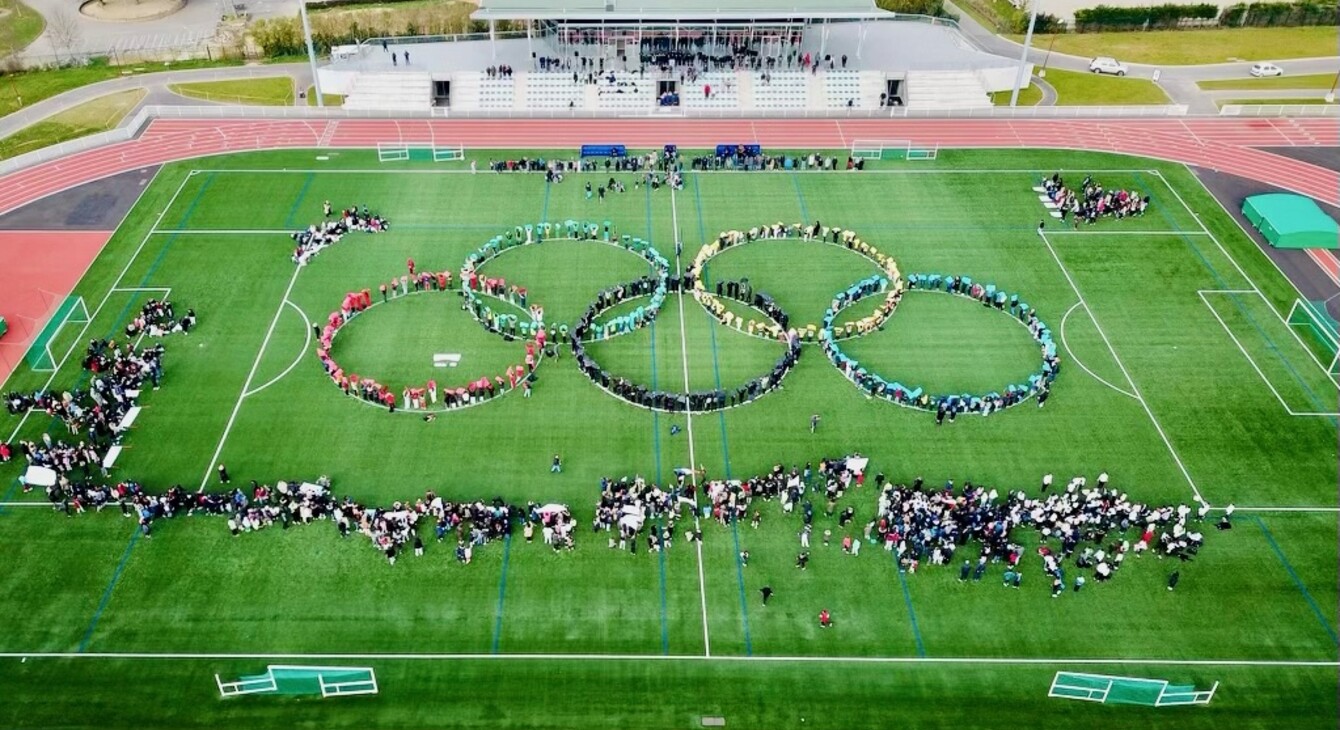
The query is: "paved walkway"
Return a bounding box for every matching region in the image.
[0,63,312,139]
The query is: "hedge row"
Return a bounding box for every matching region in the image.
[1073,3,1217,30]
[1218,0,1339,26]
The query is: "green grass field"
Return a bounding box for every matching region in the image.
[0,147,1335,729]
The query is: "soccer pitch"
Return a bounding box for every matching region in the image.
[0,147,1335,729]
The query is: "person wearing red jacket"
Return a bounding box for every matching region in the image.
[407,257,416,276]
[819,609,832,628]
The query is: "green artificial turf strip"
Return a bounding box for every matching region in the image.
[1199,73,1340,91]
[0,149,1335,728]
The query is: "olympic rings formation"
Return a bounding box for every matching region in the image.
[311,220,1059,417]
[821,273,1060,415]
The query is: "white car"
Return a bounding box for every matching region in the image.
[1250,62,1284,77]
[1089,57,1128,76]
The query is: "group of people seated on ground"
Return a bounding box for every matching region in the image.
[8,339,167,481]
[484,65,514,78]
[291,203,389,265]
[594,475,689,553]
[689,151,857,172]
[1041,173,1150,225]
[35,469,578,559]
[125,299,196,338]
[875,473,1205,592]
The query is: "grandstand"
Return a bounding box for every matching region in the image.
[318,0,1025,115]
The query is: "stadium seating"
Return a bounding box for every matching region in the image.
[595,72,653,112]
[343,72,433,112]
[478,75,517,110]
[681,72,741,110]
[750,71,807,110]
[823,70,884,109]
[526,72,584,110]
[904,70,992,110]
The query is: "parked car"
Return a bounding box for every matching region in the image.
[1250,62,1284,77]
[1089,57,1128,76]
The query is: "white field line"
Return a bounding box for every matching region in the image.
[669,185,712,660]
[109,287,173,293]
[1198,290,1340,418]
[0,651,1332,667]
[1058,302,1138,400]
[1305,249,1340,288]
[197,265,303,491]
[4,168,186,443]
[242,299,312,398]
[148,230,295,235]
[1039,230,1205,506]
[833,120,847,149]
[1045,230,1211,236]
[195,167,1169,176]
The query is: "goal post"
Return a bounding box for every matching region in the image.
[1286,298,1340,377]
[216,665,378,698]
[378,142,465,163]
[1049,672,1218,707]
[24,294,90,372]
[850,140,937,161]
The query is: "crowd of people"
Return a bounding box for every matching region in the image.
[317,263,541,412]
[875,474,1204,591]
[1040,173,1151,225]
[688,223,904,344]
[823,273,1058,418]
[124,299,195,338]
[688,151,855,172]
[291,203,389,265]
[33,467,577,560]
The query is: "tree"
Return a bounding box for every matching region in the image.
[47,10,83,63]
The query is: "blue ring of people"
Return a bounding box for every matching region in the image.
[318,283,543,413]
[821,273,1061,418]
[688,223,903,344]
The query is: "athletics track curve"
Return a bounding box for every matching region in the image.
[0,116,1335,388]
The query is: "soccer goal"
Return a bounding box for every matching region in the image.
[1049,672,1218,707]
[23,294,90,372]
[1286,299,1340,379]
[850,139,938,161]
[216,665,378,698]
[377,142,465,163]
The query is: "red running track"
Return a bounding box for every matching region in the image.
[0,116,1335,381]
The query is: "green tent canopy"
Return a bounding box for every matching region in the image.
[1242,193,1339,250]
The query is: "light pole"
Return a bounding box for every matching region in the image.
[1326,68,1338,104]
[300,0,324,107]
[1009,0,1041,107]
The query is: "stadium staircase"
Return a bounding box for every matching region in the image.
[343,72,433,112]
[904,70,992,111]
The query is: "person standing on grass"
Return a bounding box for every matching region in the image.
[760,585,773,606]
[1167,570,1180,591]
[1041,473,1053,493]
[218,463,230,484]
[810,413,820,433]
[407,257,416,276]
[551,454,562,474]
[819,609,832,628]
[323,200,332,218]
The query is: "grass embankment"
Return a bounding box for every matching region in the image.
[1010,27,1340,65]
[304,84,344,106]
[990,82,1044,106]
[1198,73,1339,91]
[169,76,295,105]
[0,87,145,160]
[1038,67,1170,105]
[0,0,44,54]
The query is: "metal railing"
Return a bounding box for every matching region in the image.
[1219,104,1340,117]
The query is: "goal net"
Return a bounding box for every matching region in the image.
[378,142,465,163]
[23,294,90,372]
[850,139,938,161]
[217,665,378,698]
[1049,672,1218,707]
[1286,299,1340,378]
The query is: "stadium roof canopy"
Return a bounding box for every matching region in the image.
[472,0,886,22]
[1242,193,1339,250]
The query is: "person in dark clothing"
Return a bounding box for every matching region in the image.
[217,464,230,484]
[760,585,773,606]
[1167,570,1180,591]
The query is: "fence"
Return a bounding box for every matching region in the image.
[1219,104,1340,117]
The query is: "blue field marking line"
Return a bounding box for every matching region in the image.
[78,529,140,653]
[692,172,753,656]
[1253,516,1339,647]
[790,172,811,223]
[541,176,553,222]
[894,557,928,657]
[645,184,670,655]
[0,479,20,516]
[491,532,513,654]
[1136,171,1334,423]
[283,172,315,229]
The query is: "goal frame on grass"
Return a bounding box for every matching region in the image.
[850,139,938,161]
[1286,298,1340,378]
[216,665,378,698]
[1048,671,1219,707]
[377,142,466,163]
[22,294,90,372]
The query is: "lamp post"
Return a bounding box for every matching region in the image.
[300,0,324,108]
[1009,0,1041,107]
[1326,68,1338,104]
